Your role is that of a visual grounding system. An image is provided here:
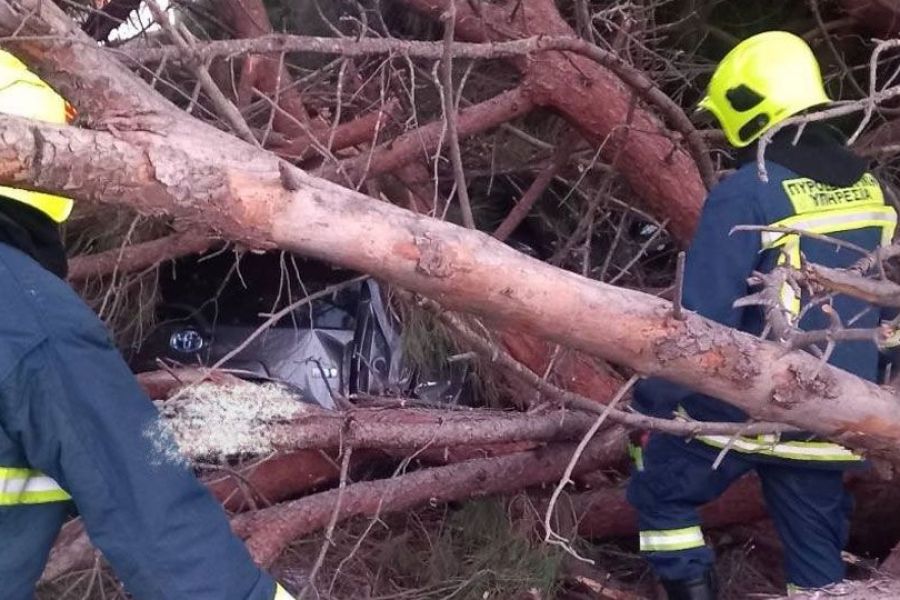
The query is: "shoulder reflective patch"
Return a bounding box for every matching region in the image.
[781,173,884,214]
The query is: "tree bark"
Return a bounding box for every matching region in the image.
[224,0,314,132]
[67,231,213,281]
[134,368,245,399]
[41,432,626,581]
[318,86,536,185]
[207,442,549,513]
[235,431,625,567]
[499,331,625,404]
[208,450,347,512]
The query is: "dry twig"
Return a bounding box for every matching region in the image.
[542,374,638,564]
[125,34,715,187]
[437,1,475,229]
[146,0,259,145]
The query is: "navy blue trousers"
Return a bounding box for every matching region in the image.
[0,244,278,599]
[627,433,852,589]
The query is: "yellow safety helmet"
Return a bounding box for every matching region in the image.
[0,49,73,222]
[698,31,830,148]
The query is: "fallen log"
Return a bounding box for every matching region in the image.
[41,430,627,582]
[134,368,245,400]
[41,519,95,584]
[563,470,900,555]
[235,429,626,567]
[207,450,346,512]
[207,442,547,513]
[266,407,599,451]
[880,541,900,578]
[154,381,605,458]
[500,330,625,404]
[774,579,900,600]
[67,231,214,281]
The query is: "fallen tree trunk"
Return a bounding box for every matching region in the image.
[67,231,213,281]
[1,109,898,460]
[267,405,600,451]
[208,442,548,513]
[160,398,605,458]
[500,330,625,404]
[567,471,900,552]
[235,430,626,567]
[41,431,627,582]
[2,2,900,459]
[134,368,245,399]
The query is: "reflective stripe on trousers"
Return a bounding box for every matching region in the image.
[639,525,705,552]
[0,467,69,505]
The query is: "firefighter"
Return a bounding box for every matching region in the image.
[626,31,896,599]
[0,51,295,599]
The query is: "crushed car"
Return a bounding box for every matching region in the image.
[129,251,469,409]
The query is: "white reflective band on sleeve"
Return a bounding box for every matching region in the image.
[639,526,705,552]
[0,467,70,504]
[274,584,297,600]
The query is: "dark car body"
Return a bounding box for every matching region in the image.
[129,252,468,408]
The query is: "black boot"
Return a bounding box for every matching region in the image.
[661,570,718,600]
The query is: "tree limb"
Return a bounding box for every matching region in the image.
[236,432,625,567]
[67,230,215,281]
[126,32,715,195]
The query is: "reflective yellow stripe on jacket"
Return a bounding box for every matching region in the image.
[678,406,862,462]
[274,584,297,600]
[691,432,861,462]
[0,467,70,505]
[0,50,73,222]
[763,175,897,321]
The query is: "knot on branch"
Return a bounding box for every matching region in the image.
[653,315,760,387]
[772,365,838,409]
[414,233,458,279]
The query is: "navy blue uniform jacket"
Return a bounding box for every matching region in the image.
[633,128,888,427]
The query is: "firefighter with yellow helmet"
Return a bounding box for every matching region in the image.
[0,50,296,599]
[627,32,895,599]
